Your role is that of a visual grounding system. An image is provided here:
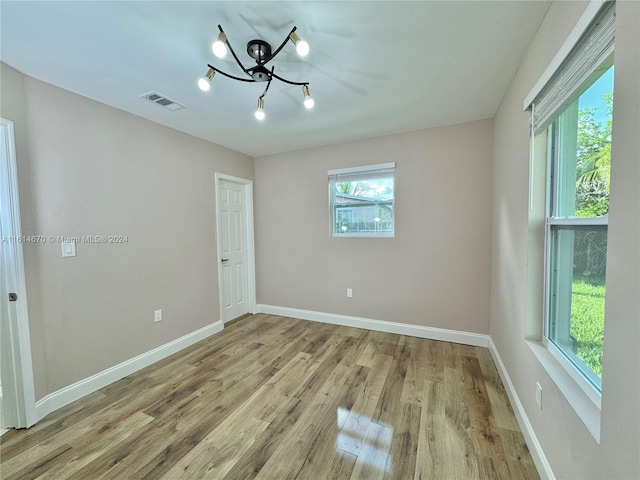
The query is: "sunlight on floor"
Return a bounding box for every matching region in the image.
[335,407,393,474]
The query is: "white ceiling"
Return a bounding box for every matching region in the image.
[0,1,550,157]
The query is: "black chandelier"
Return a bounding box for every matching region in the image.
[198,25,314,120]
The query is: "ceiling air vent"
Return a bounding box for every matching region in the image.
[140,91,185,111]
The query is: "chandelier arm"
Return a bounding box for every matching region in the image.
[227,43,253,77]
[217,24,253,78]
[260,26,298,67]
[259,67,276,99]
[207,64,256,83]
[270,71,309,87]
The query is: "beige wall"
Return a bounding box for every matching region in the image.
[254,119,493,334]
[491,1,639,478]
[1,64,254,399]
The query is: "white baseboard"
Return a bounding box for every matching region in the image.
[256,304,489,347]
[488,338,555,480]
[35,320,223,422]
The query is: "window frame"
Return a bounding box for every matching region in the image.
[541,64,613,407]
[543,220,607,408]
[524,0,616,440]
[328,162,395,238]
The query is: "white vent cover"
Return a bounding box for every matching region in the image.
[140,92,185,111]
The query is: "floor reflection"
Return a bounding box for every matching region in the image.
[335,407,393,474]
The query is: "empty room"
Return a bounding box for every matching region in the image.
[0,1,638,479]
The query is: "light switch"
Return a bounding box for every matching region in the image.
[536,382,543,409]
[62,241,76,257]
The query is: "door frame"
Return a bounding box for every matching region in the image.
[214,173,256,324]
[0,118,37,428]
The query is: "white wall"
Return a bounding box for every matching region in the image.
[490,1,640,478]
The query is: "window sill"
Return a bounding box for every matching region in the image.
[527,340,601,442]
[331,233,395,238]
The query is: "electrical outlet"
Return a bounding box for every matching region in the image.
[536,382,543,409]
[154,309,162,323]
[346,288,353,298]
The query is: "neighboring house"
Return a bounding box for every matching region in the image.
[334,193,393,233]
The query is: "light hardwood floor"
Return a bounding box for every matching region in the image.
[0,314,539,479]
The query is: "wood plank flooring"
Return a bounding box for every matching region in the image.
[0,314,539,479]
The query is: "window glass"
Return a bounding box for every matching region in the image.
[329,165,394,237]
[548,226,607,388]
[547,64,613,391]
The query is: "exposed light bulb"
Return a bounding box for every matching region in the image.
[197,68,215,91]
[197,77,210,91]
[212,32,227,58]
[255,98,265,120]
[302,85,315,109]
[296,40,310,57]
[289,31,309,57]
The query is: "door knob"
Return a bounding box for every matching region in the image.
[221,258,229,262]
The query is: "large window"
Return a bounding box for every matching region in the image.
[328,163,395,237]
[546,65,613,392]
[528,2,615,398]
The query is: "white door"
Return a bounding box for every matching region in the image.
[0,118,36,428]
[216,176,253,322]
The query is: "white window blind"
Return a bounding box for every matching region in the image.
[328,163,395,182]
[529,1,615,134]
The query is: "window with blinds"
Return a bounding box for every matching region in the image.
[328,163,395,237]
[526,1,615,399]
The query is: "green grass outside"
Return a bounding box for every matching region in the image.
[571,279,606,377]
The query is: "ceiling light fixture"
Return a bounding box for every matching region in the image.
[211,31,228,58]
[255,97,265,120]
[198,24,314,119]
[197,67,215,91]
[302,85,315,109]
[289,31,310,57]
